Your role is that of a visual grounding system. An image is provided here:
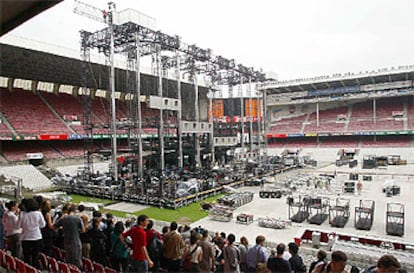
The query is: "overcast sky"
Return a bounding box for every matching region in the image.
[3,0,414,80]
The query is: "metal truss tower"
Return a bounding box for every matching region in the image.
[75,0,268,178]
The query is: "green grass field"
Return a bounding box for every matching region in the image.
[69,194,114,205]
[69,194,224,224]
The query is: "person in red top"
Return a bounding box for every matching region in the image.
[120,214,154,273]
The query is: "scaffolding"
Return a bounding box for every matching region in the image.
[287,195,310,223]
[386,203,405,237]
[307,196,330,225]
[329,197,350,228]
[354,199,375,230]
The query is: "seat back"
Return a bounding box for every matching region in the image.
[92,262,105,273]
[5,253,16,271]
[15,258,26,273]
[38,252,48,270]
[25,264,41,273]
[82,257,94,273]
[53,247,65,261]
[47,257,59,273]
[0,249,7,268]
[105,267,118,273]
[57,261,71,273]
[68,264,82,273]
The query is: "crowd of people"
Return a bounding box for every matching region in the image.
[0,198,408,273]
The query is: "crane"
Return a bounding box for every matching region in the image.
[73,0,108,24]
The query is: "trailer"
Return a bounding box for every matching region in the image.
[354,200,375,230]
[307,196,330,225]
[329,197,350,228]
[287,195,310,223]
[386,203,404,237]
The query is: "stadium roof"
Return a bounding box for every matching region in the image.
[258,66,414,94]
[0,0,62,36]
[0,43,205,97]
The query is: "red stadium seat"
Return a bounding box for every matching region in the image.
[92,262,105,273]
[25,264,41,273]
[82,257,94,273]
[15,258,26,273]
[5,253,16,271]
[57,261,71,273]
[105,267,118,273]
[47,257,59,273]
[68,264,83,273]
[52,247,65,261]
[38,252,48,271]
[0,249,6,268]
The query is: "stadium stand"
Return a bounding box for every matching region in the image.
[40,91,107,134]
[0,88,71,135]
[0,121,10,135]
[269,114,307,134]
[0,164,53,190]
[1,141,62,161]
[347,101,375,132]
[408,99,414,129]
[304,107,348,133]
[49,140,85,158]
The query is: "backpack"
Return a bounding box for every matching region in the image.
[183,245,198,270]
[147,232,163,259]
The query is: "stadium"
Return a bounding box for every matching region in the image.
[0,1,414,273]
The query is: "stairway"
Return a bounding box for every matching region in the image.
[37,92,76,134]
[301,113,311,133]
[403,100,408,130]
[343,104,353,132]
[0,111,18,135]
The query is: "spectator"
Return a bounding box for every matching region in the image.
[77,204,91,258]
[53,203,70,249]
[267,243,291,273]
[120,214,153,273]
[309,250,327,273]
[183,231,203,272]
[212,232,221,245]
[238,236,250,273]
[88,217,107,265]
[160,225,170,270]
[214,237,226,273]
[321,250,349,273]
[0,201,5,250]
[146,219,162,273]
[163,221,185,273]
[246,235,269,273]
[198,229,215,273]
[104,213,115,257]
[288,242,306,273]
[181,225,192,244]
[362,254,401,273]
[18,198,46,269]
[3,201,22,257]
[110,221,129,272]
[40,200,55,257]
[54,204,85,268]
[223,233,240,273]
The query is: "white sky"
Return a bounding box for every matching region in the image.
[3,0,414,80]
